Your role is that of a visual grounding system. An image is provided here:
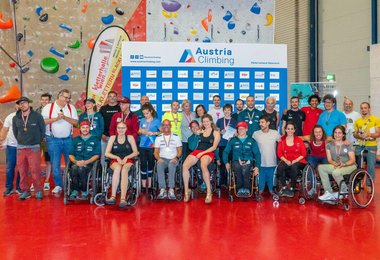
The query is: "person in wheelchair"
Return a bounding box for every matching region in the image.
[276,121,307,198]
[153,119,182,199]
[182,114,221,204]
[318,125,357,201]
[105,121,139,208]
[307,125,328,169]
[224,121,261,196]
[68,121,101,199]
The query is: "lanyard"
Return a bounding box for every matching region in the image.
[22,111,30,131]
[224,117,231,129]
[163,134,172,147]
[122,112,130,123]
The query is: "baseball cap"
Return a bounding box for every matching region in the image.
[236,121,248,129]
[16,96,32,104]
[80,120,91,127]
[118,96,131,104]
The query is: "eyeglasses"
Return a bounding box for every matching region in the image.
[61,95,71,100]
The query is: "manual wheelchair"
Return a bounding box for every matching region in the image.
[188,159,221,199]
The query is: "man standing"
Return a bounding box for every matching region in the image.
[208,95,224,123]
[231,98,244,121]
[134,95,150,121]
[162,100,183,138]
[253,115,281,196]
[42,89,78,194]
[353,102,380,183]
[99,91,121,165]
[68,121,101,199]
[153,119,182,199]
[109,96,139,140]
[0,104,21,196]
[262,96,280,131]
[36,93,52,190]
[238,95,262,136]
[301,94,323,140]
[281,96,305,137]
[343,98,361,145]
[13,97,45,200]
[317,94,346,140]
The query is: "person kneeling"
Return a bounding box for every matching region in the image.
[69,121,101,200]
[154,120,182,199]
[224,122,261,196]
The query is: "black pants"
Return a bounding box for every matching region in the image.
[182,142,190,160]
[71,164,92,192]
[277,161,305,189]
[139,147,155,179]
[232,161,252,190]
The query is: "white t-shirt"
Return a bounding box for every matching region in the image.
[253,129,281,167]
[42,101,78,138]
[208,106,224,123]
[3,112,17,147]
[154,133,182,159]
[344,111,361,144]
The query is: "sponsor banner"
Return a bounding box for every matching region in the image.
[87,26,130,106]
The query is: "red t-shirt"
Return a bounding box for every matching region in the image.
[277,136,307,163]
[301,106,323,136]
[310,140,326,158]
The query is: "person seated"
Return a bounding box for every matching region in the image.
[277,121,307,197]
[307,125,328,169]
[68,121,101,199]
[318,125,357,201]
[153,119,182,199]
[223,121,261,196]
[105,122,139,208]
[182,114,220,204]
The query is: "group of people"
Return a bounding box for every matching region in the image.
[1,89,379,207]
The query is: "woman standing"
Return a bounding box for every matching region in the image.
[78,98,104,140]
[276,121,307,197]
[105,122,139,208]
[195,104,207,125]
[180,100,196,159]
[318,125,357,201]
[182,114,220,204]
[138,104,161,192]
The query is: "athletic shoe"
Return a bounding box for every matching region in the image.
[285,188,295,198]
[237,189,244,196]
[43,182,50,191]
[157,189,167,199]
[15,188,22,195]
[52,186,62,194]
[30,184,34,192]
[19,191,31,200]
[318,191,335,201]
[70,190,78,199]
[167,189,176,200]
[3,189,13,196]
[81,191,88,200]
[35,191,43,200]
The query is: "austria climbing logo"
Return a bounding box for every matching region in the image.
[179,49,196,63]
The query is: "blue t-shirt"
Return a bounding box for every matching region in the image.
[317,109,346,137]
[139,118,161,148]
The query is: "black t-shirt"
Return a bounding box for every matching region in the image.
[99,104,121,136]
[281,109,305,136]
[262,109,278,130]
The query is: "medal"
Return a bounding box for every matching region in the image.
[249,121,253,124]
[90,126,93,131]
[24,127,28,132]
[22,111,30,133]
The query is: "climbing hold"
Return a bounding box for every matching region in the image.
[49,47,65,58]
[0,85,22,103]
[39,13,48,22]
[40,57,59,73]
[101,14,114,25]
[115,7,124,15]
[59,23,72,32]
[68,40,81,49]
[58,74,69,81]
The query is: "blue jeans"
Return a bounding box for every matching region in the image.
[356,146,377,182]
[46,136,72,187]
[259,167,275,192]
[5,145,20,190]
[307,155,328,169]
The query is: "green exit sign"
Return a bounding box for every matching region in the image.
[326,74,335,81]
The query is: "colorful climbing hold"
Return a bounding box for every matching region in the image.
[0,85,21,103]
[40,57,59,73]
[59,23,73,32]
[115,8,124,15]
[68,40,81,49]
[81,2,89,13]
[223,11,232,22]
[250,3,261,14]
[39,13,48,22]
[49,47,65,58]
[27,50,34,57]
[87,37,96,49]
[0,13,13,30]
[9,62,16,68]
[227,20,236,30]
[161,0,181,12]
[101,14,114,25]
[35,6,43,16]
[58,74,69,81]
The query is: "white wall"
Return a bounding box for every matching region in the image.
[318,0,371,111]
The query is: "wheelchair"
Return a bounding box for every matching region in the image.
[226,161,261,202]
[149,159,183,201]
[188,160,221,199]
[317,149,374,211]
[93,157,141,207]
[272,161,317,206]
[63,160,102,205]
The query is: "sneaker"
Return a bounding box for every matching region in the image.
[81,191,88,200]
[200,182,206,191]
[52,186,62,194]
[3,189,13,197]
[285,188,295,198]
[35,191,43,200]
[332,192,339,199]
[168,189,176,200]
[244,188,250,195]
[43,182,50,191]
[19,191,31,200]
[15,188,22,195]
[70,190,78,199]
[318,191,335,201]
[279,187,287,197]
[237,188,244,196]
[157,189,167,199]
[30,184,34,192]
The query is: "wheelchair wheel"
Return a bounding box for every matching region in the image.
[301,164,317,200]
[63,162,71,204]
[349,169,374,208]
[94,193,105,206]
[298,197,306,205]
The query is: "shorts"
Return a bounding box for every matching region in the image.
[111,159,134,166]
[190,150,215,161]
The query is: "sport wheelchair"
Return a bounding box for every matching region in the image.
[63,160,102,205]
[317,149,374,211]
[93,158,141,207]
[272,161,317,206]
[226,161,261,202]
[188,160,221,199]
[149,159,183,201]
